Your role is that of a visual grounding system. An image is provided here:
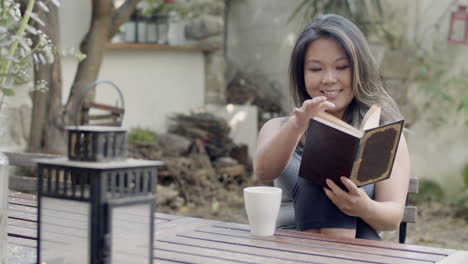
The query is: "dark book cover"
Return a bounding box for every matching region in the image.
[298,118,404,190]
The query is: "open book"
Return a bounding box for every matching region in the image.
[298,105,404,190]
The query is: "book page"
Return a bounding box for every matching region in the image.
[314,113,362,138]
[315,111,362,136]
[360,105,381,131]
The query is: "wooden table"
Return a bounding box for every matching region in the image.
[7,191,468,264]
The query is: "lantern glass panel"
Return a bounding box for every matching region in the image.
[110,203,151,264]
[40,197,90,264]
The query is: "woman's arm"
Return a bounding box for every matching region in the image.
[361,134,410,231]
[255,97,335,181]
[324,134,410,231]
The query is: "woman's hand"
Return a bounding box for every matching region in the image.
[291,96,335,133]
[324,177,371,217]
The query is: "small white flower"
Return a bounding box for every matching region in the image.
[37,1,50,13]
[38,53,47,64]
[45,50,54,63]
[25,25,38,35]
[18,39,31,53]
[50,0,61,7]
[25,38,33,46]
[32,53,39,64]
[27,11,46,27]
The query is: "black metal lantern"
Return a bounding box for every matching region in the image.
[36,82,162,264]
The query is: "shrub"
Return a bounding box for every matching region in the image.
[128,127,157,143]
[410,179,444,202]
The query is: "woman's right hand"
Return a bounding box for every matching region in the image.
[290,96,335,133]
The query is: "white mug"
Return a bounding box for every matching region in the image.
[243,186,282,236]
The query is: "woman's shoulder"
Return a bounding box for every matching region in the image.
[260,116,289,131]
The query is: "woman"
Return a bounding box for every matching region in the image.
[254,14,410,240]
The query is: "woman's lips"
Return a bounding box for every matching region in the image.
[321,89,342,95]
[320,89,343,100]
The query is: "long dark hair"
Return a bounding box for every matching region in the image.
[289,14,402,127]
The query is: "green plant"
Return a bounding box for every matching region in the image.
[128,127,157,143]
[0,0,57,101]
[455,193,468,221]
[410,179,445,202]
[463,164,468,192]
[289,0,383,36]
[409,43,468,126]
[139,0,188,18]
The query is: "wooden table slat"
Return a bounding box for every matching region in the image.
[178,230,431,264]
[8,226,37,240]
[8,197,37,207]
[8,218,37,230]
[435,251,468,263]
[158,235,367,264]
[215,222,455,255]
[8,191,37,200]
[155,247,252,264]
[6,191,468,264]
[197,225,443,262]
[8,236,37,248]
[155,213,185,221]
[156,240,313,264]
[8,210,37,222]
[7,196,175,226]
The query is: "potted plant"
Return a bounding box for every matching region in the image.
[139,0,188,45]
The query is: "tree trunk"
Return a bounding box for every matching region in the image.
[29,0,140,154]
[43,48,64,154]
[28,2,64,154]
[64,0,114,127]
[64,0,140,126]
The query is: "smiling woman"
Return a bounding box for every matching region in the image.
[254,14,410,241]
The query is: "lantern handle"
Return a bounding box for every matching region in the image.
[74,80,125,127]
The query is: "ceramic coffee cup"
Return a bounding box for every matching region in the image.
[243,186,282,236]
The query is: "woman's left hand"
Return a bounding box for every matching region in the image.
[324,177,371,217]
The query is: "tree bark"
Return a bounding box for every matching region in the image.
[28,2,64,154]
[64,0,141,127]
[109,0,142,38]
[64,0,113,127]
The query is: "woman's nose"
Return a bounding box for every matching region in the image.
[321,70,337,84]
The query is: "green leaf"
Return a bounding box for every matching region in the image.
[463,164,468,191]
[2,88,14,96]
[465,92,468,116]
[287,0,309,23]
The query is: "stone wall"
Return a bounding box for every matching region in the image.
[185,0,226,104]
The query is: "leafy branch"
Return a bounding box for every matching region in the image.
[288,0,383,36]
[0,0,57,102]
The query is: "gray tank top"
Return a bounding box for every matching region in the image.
[274,147,375,229]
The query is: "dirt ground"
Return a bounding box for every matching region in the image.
[381,200,468,250]
[158,190,468,251]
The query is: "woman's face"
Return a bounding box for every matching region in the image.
[304,37,354,120]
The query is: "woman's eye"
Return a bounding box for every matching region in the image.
[337,65,350,70]
[308,68,321,72]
